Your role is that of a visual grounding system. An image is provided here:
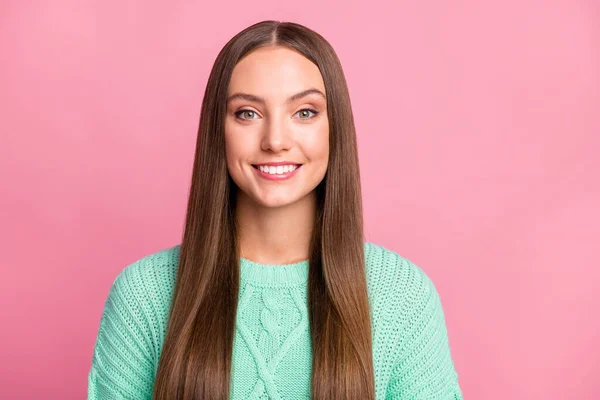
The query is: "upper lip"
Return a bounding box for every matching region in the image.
[252,161,302,167]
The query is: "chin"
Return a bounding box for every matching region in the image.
[254,196,300,209]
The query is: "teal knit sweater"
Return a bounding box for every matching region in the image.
[87,242,463,399]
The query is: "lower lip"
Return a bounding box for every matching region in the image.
[253,165,302,181]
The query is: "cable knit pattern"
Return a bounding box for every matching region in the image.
[88,242,463,399]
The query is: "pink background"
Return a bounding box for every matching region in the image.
[1,1,599,398]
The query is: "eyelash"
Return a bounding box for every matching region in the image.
[234,108,319,121]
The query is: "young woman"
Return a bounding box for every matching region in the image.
[88,20,463,400]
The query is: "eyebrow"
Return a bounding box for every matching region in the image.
[226,88,326,105]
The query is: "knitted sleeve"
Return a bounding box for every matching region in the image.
[87,264,155,400]
[385,261,463,400]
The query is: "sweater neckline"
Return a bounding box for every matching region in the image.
[239,256,309,287]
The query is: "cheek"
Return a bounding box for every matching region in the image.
[224,126,252,165]
[305,122,329,161]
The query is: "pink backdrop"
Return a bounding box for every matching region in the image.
[1,1,598,398]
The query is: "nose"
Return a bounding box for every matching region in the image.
[261,115,292,153]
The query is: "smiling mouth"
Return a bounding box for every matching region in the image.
[251,164,302,169]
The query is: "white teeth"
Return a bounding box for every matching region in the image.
[258,165,298,174]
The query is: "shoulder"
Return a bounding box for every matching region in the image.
[364,241,437,297]
[110,244,181,295]
[97,244,181,363]
[89,245,182,394]
[118,244,181,277]
[102,244,181,335]
[363,241,443,326]
[366,243,463,397]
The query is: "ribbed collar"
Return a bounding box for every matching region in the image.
[239,256,309,287]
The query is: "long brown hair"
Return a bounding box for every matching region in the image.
[152,20,374,399]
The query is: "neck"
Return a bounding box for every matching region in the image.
[235,190,316,265]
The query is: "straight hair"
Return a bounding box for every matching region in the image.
[152,20,374,399]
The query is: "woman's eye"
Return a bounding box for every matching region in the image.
[235,108,319,121]
[295,108,319,119]
[235,110,259,120]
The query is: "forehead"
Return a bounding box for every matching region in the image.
[228,46,326,100]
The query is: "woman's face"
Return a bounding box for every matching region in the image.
[224,45,329,209]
